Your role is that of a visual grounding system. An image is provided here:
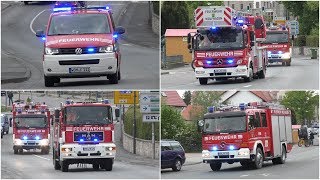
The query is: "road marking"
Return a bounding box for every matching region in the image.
[260,173,270,176]
[33,154,50,161]
[122,43,132,46]
[240,175,249,177]
[243,85,252,88]
[30,9,48,34]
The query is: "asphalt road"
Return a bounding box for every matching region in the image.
[161,145,319,179]
[161,56,319,90]
[1,1,159,89]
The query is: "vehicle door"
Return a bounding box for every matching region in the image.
[161,142,174,167]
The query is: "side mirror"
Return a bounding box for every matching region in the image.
[292,35,294,41]
[188,44,191,50]
[54,109,60,123]
[114,26,125,35]
[254,18,264,29]
[36,30,45,37]
[187,33,191,43]
[115,109,120,118]
[197,120,204,132]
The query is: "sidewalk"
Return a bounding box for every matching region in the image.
[161,64,193,75]
[184,153,202,166]
[117,2,159,49]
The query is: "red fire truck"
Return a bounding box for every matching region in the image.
[263,26,292,66]
[188,6,267,85]
[198,102,293,171]
[12,102,51,154]
[52,99,119,172]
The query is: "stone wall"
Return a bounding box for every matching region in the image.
[152,13,159,35]
[292,47,319,57]
[123,132,159,159]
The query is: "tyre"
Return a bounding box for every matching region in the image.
[244,66,253,82]
[199,78,208,85]
[282,62,286,66]
[272,145,286,164]
[41,147,49,154]
[286,59,291,66]
[5,130,9,134]
[93,163,99,170]
[252,148,263,169]
[61,160,69,172]
[24,1,29,5]
[172,159,182,171]
[191,59,195,70]
[305,140,310,147]
[53,150,61,170]
[210,162,222,171]
[14,148,18,154]
[104,159,113,171]
[117,68,121,80]
[44,75,55,87]
[258,64,266,79]
[108,71,119,84]
[298,139,303,147]
[18,148,23,154]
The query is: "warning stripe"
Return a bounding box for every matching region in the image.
[223,7,232,25]
[197,19,204,27]
[195,9,204,27]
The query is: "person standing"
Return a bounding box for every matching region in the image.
[7,92,13,106]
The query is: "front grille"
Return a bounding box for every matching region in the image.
[59,59,99,65]
[77,153,88,156]
[58,47,100,55]
[90,152,101,156]
[24,142,39,145]
[215,73,227,76]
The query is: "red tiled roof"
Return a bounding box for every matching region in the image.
[182,105,203,121]
[292,125,301,129]
[250,91,274,102]
[162,91,187,107]
[165,29,197,37]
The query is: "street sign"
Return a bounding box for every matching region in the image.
[140,104,159,113]
[114,91,139,104]
[142,114,160,122]
[139,93,160,104]
[288,20,299,35]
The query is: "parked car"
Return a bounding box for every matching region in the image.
[161,140,186,171]
[1,114,10,134]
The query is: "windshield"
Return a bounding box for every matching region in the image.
[65,106,111,125]
[48,14,111,36]
[15,116,47,128]
[204,116,246,133]
[1,116,4,124]
[196,28,244,50]
[263,32,288,44]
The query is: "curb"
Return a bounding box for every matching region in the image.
[116,157,159,167]
[184,161,202,166]
[161,72,169,75]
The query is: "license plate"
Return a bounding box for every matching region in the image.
[83,147,95,151]
[271,55,278,58]
[218,152,229,156]
[214,69,227,73]
[69,67,90,73]
[27,141,35,144]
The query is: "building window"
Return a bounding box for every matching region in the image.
[249,3,252,8]
[232,4,235,9]
[240,4,243,10]
[256,2,259,8]
[264,2,266,7]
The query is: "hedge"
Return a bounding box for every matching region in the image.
[306,35,319,47]
[124,105,159,141]
[293,35,306,47]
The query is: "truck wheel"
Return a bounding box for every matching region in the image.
[24,1,29,5]
[14,148,18,154]
[42,147,49,154]
[118,67,121,80]
[244,66,253,82]
[104,159,113,171]
[286,59,291,66]
[282,62,286,66]
[199,78,208,85]
[44,75,55,87]
[61,160,69,172]
[210,162,222,171]
[109,71,119,84]
[278,145,287,164]
[258,65,266,79]
[172,159,182,171]
[253,148,263,169]
[93,163,99,170]
[53,150,61,170]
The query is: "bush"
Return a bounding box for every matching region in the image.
[176,122,202,153]
[306,35,319,47]
[124,105,159,141]
[294,35,306,47]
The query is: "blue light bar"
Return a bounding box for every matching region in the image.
[23,136,28,140]
[237,19,244,24]
[239,103,246,111]
[105,6,110,10]
[210,26,216,30]
[35,136,40,140]
[229,145,235,150]
[212,146,218,151]
[206,60,213,65]
[41,37,46,41]
[208,106,215,113]
[66,100,71,105]
[278,51,283,54]
[53,7,72,12]
[87,48,95,52]
[103,99,110,104]
[80,139,84,142]
[94,139,98,142]
[17,108,22,113]
[227,59,234,64]
[113,34,118,38]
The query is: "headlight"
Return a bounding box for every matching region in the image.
[281,52,291,59]
[202,150,210,158]
[40,139,49,146]
[45,48,59,55]
[99,45,114,53]
[61,147,72,152]
[238,151,249,156]
[15,139,23,145]
[105,147,116,151]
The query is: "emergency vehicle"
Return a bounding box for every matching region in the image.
[263,26,292,66]
[12,102,51,154]
[35,6,125,87]
[198,102,293,171]
[52,99,119,172]
[187,6,267,85]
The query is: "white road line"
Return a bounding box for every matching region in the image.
[30,9,48,34]
[122,43,133,46]
[260,173,270,176]
[240,175,249,177]
[33,154,50,161]
[243,85,252,88]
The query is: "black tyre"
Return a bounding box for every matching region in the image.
[18,148,23,154]
[5,130,9,134]
[104,159,113,171]
[172,159,182,171]
[14,148,18,154]
[305,140,310,147]
[44,75,55,87]
[258,64,266,79]
[286,59,291,66]
[244,66,253,82]
[109,71,119,84]
[41,147,49,154]
[210,162,222,171]
[53,150,61,170]
[24,1,29,5]
[93,163,99,170]
[61,160,69,172]
[282,62,286,66]
[252,148,263,169]
[278,145,287,164]
[199,78,208,85]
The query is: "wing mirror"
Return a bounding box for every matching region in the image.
[35,30,45,37]
[115,26,125,35]
[198,120,204,132]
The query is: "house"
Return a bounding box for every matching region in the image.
[219,91,276,105]
[181,105,204,122]
[161,91,187,111]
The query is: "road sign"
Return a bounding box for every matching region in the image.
[142,114,160,122]
[288,20,299,35]
[140,104,159,113]
[139,93,159,104]
[114,91,139,104]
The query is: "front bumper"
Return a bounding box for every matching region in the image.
[195,66,248,79]
[43,53,117,77]
[202,148,251,163]
[60,143,116,160]
[267,54,291,63]
[13,139,49,150]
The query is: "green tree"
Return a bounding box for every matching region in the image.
[183,91,192,106]
[281,91,318,125]
[161,1,190,35]
[191,91,222,120]
[161,105,185,139]
[281,1,319,35]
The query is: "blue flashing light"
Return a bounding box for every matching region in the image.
[212,146,218,151]
[208,106,215,113]
[80,139,84,142]
[239,103,246,111]
[206,60,213,65]
[113,34,118,38]
[23,136,28,140]
[268,51,271,54]
[53,7,72,12]
[237,19,244,24]
[94,138,98,142]
[103,99,110,104]
[17,108,22,113]
[105,6,110,10]
[210,26,216,30]
[227,59,234,64]
[229,145,235,150]
[87,48,95,52]
[41,37,46,41]
[66,100,71,105]
[278,51,283,54]
[35,136,40,140]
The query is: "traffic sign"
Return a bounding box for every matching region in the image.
[142,114,160,122]
[140,104,159,113]
[114,91,139,104]
[288,20,299,35]
[139,92,159,104]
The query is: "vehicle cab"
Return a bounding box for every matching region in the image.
[36,6,125,87]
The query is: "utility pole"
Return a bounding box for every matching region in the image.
[133,91,137,154]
